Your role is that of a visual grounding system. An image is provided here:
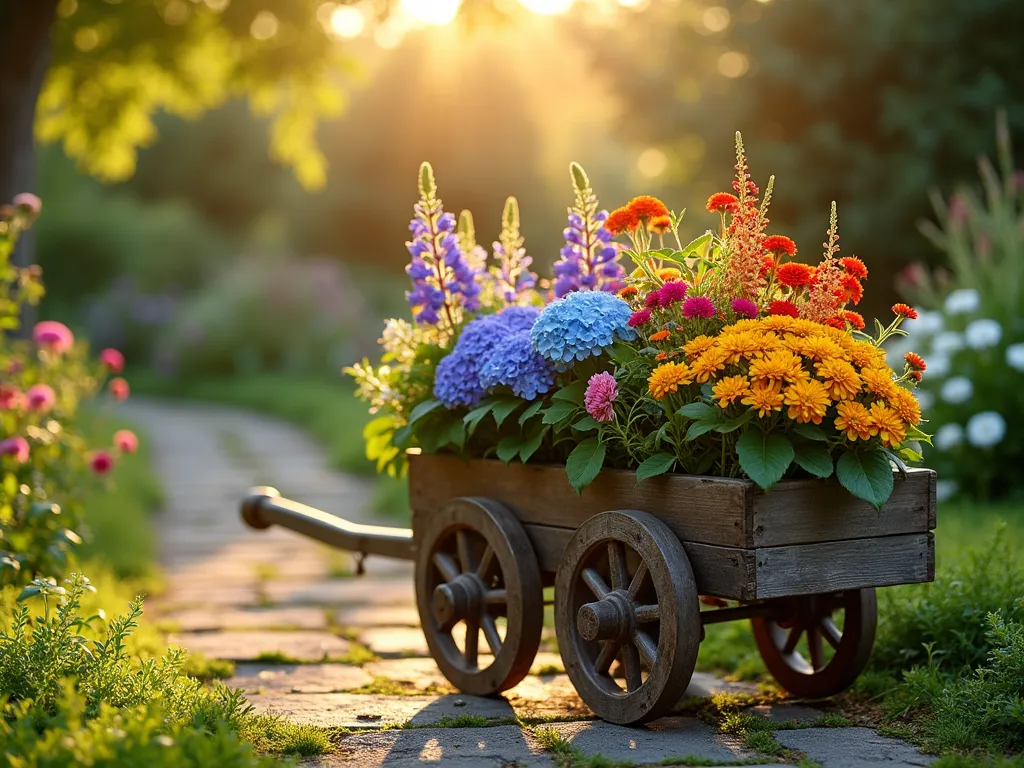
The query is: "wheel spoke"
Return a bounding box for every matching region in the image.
[485,589,507,605]
[482,615,502,655]
[593,639,620,675]
[821,617,842,650]
[782,624,804,654]
[463,619,479,667]
[456,529,475,573]
[807,624,826,671]
[582,567,610,599]
[633,630,658,670]
[634,604,660,623]
[621,643,642,692]
[627,561,648,600]
[433,552,460,583]
[476,545,494,579]
[608,542,629,591]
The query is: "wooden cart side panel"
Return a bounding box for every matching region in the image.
[751,468,937,547]
[409,454,754,548]
[753,532,934,599]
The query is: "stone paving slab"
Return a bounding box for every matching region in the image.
[264,578,413,607]
[335,604,421,627]
[227,663,374,695]
[168,630,351,662]
[775,728,936,767]
[749,703,827,724]
[245,692,517,729]
[165,606,329,632]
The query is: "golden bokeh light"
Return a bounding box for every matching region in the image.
[637,147,668,178]
[702,6,730,32]
[250,10,279,40]
[330,5,366,38]
[518,0,574,14]
[718,51,749,78]
[399,0,462,26]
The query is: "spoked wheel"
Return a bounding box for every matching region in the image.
[415,497,543,696]
[751,588,877,698]
[555,510,701,725]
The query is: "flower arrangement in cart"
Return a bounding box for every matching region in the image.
[348,133,931,510]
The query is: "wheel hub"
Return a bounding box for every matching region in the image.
[432,573,483,630]
[577,589,634,642]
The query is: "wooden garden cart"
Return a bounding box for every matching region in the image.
[240,453,936,725]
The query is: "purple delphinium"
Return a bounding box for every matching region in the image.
[405,163,482,328]
[491,196,538,305]
[552,164,626,298]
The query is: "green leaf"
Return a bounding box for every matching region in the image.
[572,416,600,432]
[792,442,834,479]
[609,343,638,364]
[363,415,396,439]
[677,401,716,420]
[448,419,467,450]
[654,422,673,448]
[715,409,755,434]
[635,453,676,484]
[552,380,588,404]
[836,450,895,510]
[542,401,578,425]
[792,422,828,442]
[407,399,442,427]
[565,439,606,494]
[492,398,522,428]
[518,400,544,426]
[519,425,549,463]
[463,401,496,434]
[685,419,720,441]
[736,432,795,490]
[496,435,525,464]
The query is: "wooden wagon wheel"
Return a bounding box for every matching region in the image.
[555,510,701,725]
[414,497,543,696]
[751,588,877,698]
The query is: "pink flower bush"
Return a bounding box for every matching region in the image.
[114,429,139,454]
[90,450,114,475]
[100,348,125,373]
[682,296,716,319]
[32,320,74,354]
[0,437,30,464]
[26,384,56,413]
[585,371,618,423]
[108,377,130,401]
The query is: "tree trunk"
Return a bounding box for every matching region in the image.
[0,0,60,269]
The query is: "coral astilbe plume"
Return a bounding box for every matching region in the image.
[802,202,847,323]
[720,133,773,303]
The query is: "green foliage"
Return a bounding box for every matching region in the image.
[835,449,894,510]
[565,438,606,494]
[735,431,793,491]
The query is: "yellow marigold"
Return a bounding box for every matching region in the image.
[860,366,899,399]
[717,332,756,364]
[742,381,785,418]
[658,267,682,281]
[713,375,750,407]
[727,318,761,333]
[648,362,693,400]
[799,335,846,362]
[760,315,798,333]
[848,340,888,370]
[834,401,875,441]
[788,318,820,337]
[683,335,716,360]
[749,350,806,384]
[778,333,804,354]
[819,324,857,351]
[815,358,862,401]
[868,401,906,447]
[749,332,781,357]
[691,348,729,383]
[649,329,671,342]
[783,378,831,424]
[888,387,922,426]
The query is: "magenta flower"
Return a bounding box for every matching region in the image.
[32,321,74,354]
[643,290,662,309]
[682,296,716,319]
[108,377,130,402]
[114,429,139,454]
[26,384,55,413]
[100,348,125,373]
[0,386,23,411]
[659,281,688,306]
[585,372,618,423]
[0,436,29,464]
[90,450,115,475]
[730,297,759,319]
[628,309,652,327]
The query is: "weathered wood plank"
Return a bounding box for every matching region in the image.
[753,532,934,599]
[409,454,753,548]
[523,524,571,573]
[751,469,936,547]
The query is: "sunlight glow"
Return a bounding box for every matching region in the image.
[330,5,365,38]
[718,51,749,78]
[518,0,574,15]
[400,0,462,25]
[637,147,668,178]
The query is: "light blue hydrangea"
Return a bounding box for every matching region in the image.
[530,290,636,368]
[479,330,556,400]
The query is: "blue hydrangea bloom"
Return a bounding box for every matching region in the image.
[433,351,488,408]
[531,291,636,368]
[479,330,555,400]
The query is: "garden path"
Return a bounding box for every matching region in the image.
[124,398,936,767]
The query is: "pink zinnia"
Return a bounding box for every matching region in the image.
[32,321,74,354]
[90,450,115,475]
[113,429,139,454]
[730,298,758,319]
[100,348,125,373]
[659,281,688,306]
[644,290,662,309]
[108,377,130,401]
[0,436,30,464]
[12,192,41,216]
[0,386,23,411]
[628,309,652,327]
[682,296,716,319]
[584,372,618,423]
[26,384,55,413]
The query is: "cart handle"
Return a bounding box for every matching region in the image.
[240,487,415,562]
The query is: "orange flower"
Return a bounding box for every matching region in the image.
[713,375,751,407]
[840,275,864,304]
[841,310,866,330]
[759,254,776,278]
[648,215,672,234]
[763,235,797,257]
[892,303,918,320]
[706,192,739,213]
[839,256,868,279]
[655,352,668,361]
[769,300,800,318]
[815,358,862,401]
[860,367,899,400]
[868,402,906,448]
[824,316,847,330]
[683,335,716,360]
[798,335,845,362]
[889,387,922,426]
[742,381,785,418]
[904,352,927,371]
[835,401,875,441]
[909,370,923,383]
[628,195,670,220]
[649,330,671,342]
[775,262,814,288]
[606,206,639,235]
[648,361,693,400]
[618,285,639,297]
[749,350,805,385]
[690,348,729,383]
[783,378,831,425]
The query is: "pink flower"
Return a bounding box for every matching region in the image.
[584,372,618,423]
[628,309,652,327]
[682,296,716,319]
[90,450,115,475]
[12,192,41,217]
[0,386,24,411]
[108,377,130,401]
[32,321,74,354]
[26,384,55,413]
[113,429,138,454]
[730,297,759,319]
[100,348,125,373]
[0,437,30,464]
[644,290,662,309]
[659,281,688,306]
